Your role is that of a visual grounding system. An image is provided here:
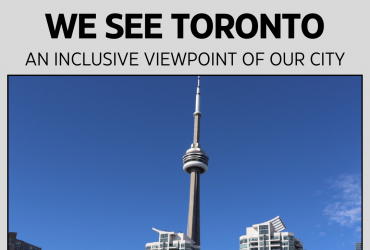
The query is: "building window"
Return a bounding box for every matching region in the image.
[259,235,269,240]
[283,236,294,241]
[240,244,248,249]
[250,237,258,242]
[259,225,269,235]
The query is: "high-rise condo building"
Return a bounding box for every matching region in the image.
[145,77,208,250]
[355,242,362,250]
[239,216,304,250]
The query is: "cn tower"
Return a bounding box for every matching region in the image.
[182,76,209,247]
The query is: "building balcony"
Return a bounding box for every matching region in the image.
[270,243,281,247]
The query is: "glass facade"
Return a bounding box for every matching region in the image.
[160,234,169,242]
[259,225,269,235]
[283,236,294,241]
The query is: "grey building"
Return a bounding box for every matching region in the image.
[8,232,41,250]
[355,242,362,250]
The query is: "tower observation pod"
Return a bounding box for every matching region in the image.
[182,76,209,247]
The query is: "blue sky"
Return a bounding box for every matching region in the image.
[9,76,361,250]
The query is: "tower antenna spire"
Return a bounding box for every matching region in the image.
[195,76,201,115]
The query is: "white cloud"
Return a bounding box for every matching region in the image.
[323,174,361,227]
[319,232,325,236]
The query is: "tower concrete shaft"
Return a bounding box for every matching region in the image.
[183,76,208,247]
[193,114,201,147]
[187,167,201,246]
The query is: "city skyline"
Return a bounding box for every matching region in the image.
[9,76,362,250]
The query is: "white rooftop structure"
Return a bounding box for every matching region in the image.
[240,216,303,250]
[250,216,286,234]
[145,228,200,250]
